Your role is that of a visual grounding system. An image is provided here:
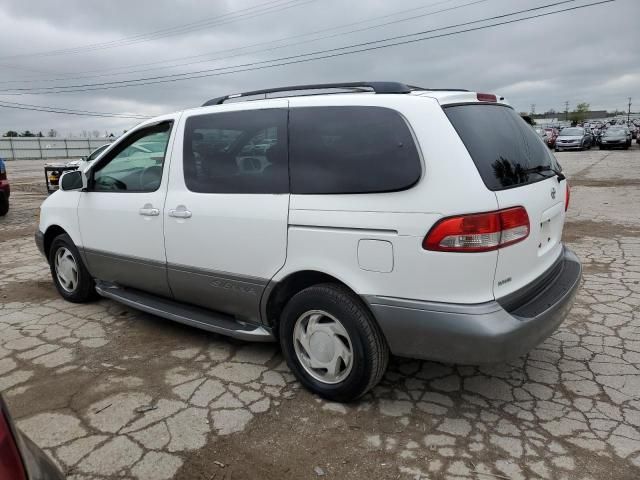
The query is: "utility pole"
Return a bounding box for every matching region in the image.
[628,97,632,123]
[564,101,569,122]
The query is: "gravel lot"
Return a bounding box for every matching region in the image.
[1,146,639,480]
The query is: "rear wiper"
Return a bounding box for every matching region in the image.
[522,165,566,182]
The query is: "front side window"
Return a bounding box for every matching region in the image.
[183,109,288,194]
[92,122,172,192]
[289,106,421,194]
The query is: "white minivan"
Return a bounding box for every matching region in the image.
[37,82,581,401]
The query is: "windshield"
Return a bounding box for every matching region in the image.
[560,128,583,136]
[444,104,555,191]
[605,128,625,135]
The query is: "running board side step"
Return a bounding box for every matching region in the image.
[95,283,274,342]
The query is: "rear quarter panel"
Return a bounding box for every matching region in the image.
[277,94,499,304]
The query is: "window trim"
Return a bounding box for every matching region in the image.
[87,120,174,193]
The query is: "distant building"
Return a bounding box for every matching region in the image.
[532,110,608,123]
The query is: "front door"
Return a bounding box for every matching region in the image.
[78,118,177,297]
[164,101,289,323]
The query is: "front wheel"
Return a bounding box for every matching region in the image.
[279,284,389,402]
[49,234,98,303]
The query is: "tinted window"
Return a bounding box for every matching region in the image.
[444,104,555,191]
[183,109,288,194]
[92,122,172,192]
[289,106,421,194]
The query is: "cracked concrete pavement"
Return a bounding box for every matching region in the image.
[1,148,639,479]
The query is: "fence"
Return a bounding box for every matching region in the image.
[0,137,116,161]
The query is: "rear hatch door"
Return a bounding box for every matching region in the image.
[444,103,566,300]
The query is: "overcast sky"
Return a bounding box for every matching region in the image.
[0,0,637,136]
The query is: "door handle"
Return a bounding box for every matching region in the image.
[168,208,192,219]
[139,206,160,216]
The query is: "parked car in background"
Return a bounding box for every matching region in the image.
[0,156,9,216]
[0,395,65,479]
[600,127,632,149]
[627,123,638,139]
[534,127,549,145]
[543,127,559,148]
[45,143,111,193]
[555,127,593,151]
[37,82,581,402]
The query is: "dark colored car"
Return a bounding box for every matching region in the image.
[0,396,65,480]
[0,157,9,216]
[600,127,632,149]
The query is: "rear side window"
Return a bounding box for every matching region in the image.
[444,104,555,191]
[183,109,288,194]
[289,106,421,194]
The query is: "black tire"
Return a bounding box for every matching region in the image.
[599,145,606,150]
[0,194,8,216]
[279,283,389,402]
[48,233,98,303]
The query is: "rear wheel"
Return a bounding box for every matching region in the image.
[0,193,8,216]
[279,283,388,402]
[49,234,97,303]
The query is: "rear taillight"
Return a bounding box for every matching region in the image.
[565,181,570,211]
[476,93,497,102]
[0,411,27,480]
[423,207,530,253]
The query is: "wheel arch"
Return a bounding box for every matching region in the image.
[43,224,69,259]
[261,270,367,335]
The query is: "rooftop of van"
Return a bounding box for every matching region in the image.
[198,81,508,108]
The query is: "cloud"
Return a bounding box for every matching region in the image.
[0,0,638,135]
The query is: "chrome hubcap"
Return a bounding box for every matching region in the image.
[54,247,78,293]
[293,310,353,384]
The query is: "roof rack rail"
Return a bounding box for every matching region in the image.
[202,81,413,106]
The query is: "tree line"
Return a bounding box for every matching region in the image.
[3,129,116,138]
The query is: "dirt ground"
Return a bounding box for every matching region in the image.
[1,147,640,480]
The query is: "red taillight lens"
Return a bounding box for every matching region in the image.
[0,411,27,480]
[477,93,497,102]
[565,181,570,211]
[423,207,530,252]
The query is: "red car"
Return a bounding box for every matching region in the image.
[543,128,559,148]
[0,157,9,216]
[0,396,65,480]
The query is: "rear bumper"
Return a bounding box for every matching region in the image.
[365,246,582,364]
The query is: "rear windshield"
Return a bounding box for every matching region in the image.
[444,104,555,191]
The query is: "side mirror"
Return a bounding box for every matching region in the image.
[59,170,87,191]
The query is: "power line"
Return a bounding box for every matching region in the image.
[0,0,313,60]
[0,0,610,96]
[0,100,149,119]
[0,0,481,85]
